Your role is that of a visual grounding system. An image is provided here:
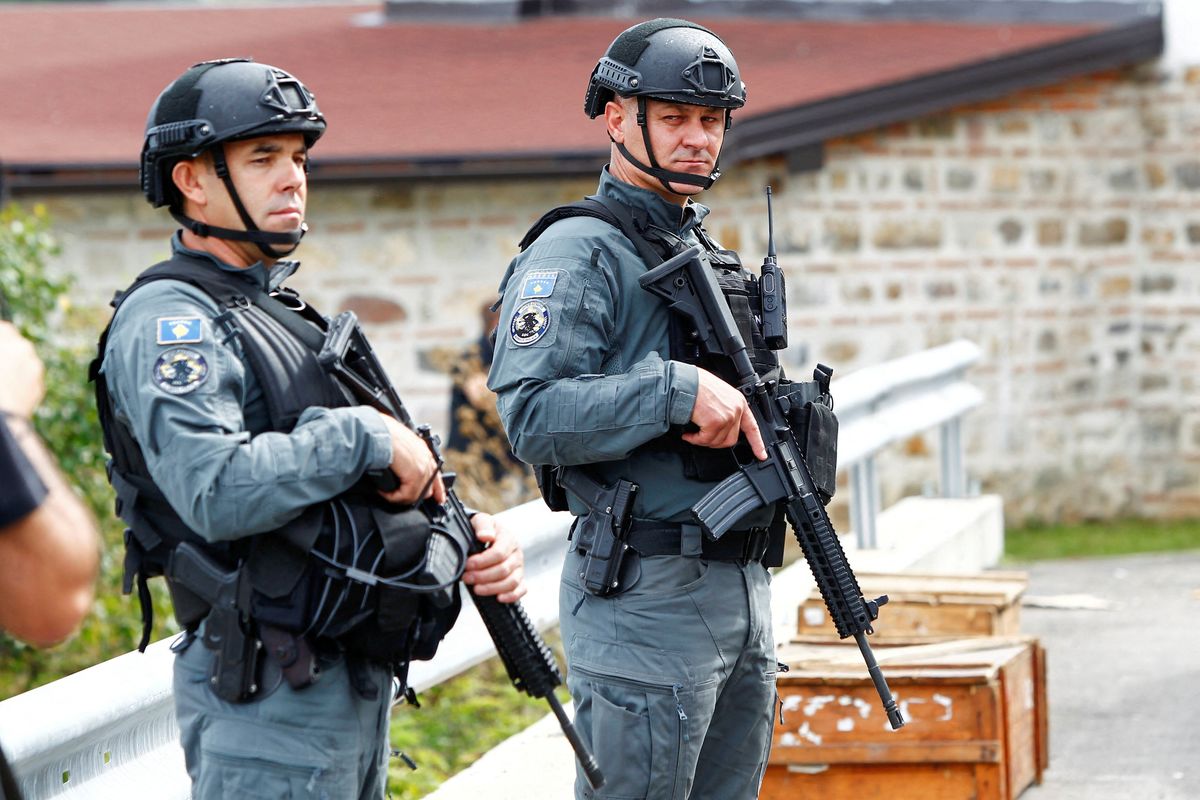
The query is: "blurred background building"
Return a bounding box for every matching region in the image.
[0,0,1192,524]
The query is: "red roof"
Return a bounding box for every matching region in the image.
[0,4,1129,169]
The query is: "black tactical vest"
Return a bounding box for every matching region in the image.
[520,195,782,482]
[91,255,459,665]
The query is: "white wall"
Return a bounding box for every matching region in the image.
[1164,0,1200,70]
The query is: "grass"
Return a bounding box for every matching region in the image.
[385,634,570,799]
[1003,517,1200,563]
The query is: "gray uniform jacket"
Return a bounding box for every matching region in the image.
[100,234,393,543]
[490,169,763,524]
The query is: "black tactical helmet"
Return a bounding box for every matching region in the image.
[584,19,745,193]
[141,59,326,258]
[585,18,746,118]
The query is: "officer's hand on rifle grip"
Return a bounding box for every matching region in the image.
[685,367,768,461]
[377,412,447,505]
[463,514,528,604]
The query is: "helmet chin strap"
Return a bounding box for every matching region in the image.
[173,144,306,260]
[615,96,724,195]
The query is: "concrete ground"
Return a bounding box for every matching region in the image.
[1017,550,1200,800]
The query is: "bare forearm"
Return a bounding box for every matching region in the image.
[0,415,100,647]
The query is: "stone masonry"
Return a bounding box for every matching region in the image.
[23,62,1200,525]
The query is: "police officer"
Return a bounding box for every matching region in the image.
[490,18,784,800]
[1,322,100,800]
[96,59,526,799]
[0,322,99,649]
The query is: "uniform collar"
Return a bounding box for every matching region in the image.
[170,231,299,292]
[597,167,710,236]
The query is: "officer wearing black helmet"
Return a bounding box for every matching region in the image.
[490,18,781,800]
[95,59,527,798]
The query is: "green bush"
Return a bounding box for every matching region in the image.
[0,203,174,698]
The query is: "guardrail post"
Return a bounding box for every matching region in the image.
[849,456,880,549]
[939,416,967,498]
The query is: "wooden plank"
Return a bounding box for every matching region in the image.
[780,635,1037,669]
[769,740,1003,765]
[797,571,1028,642]
[1034,642,1050,781]
[999,643,1037,799]
[762,762,1005,800]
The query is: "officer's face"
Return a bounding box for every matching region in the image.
[216,134,309,234]
[607,97,726,202]
[177,133,308,247]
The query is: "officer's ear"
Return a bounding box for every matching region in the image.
[604,97,632,144]
[171,156,210,210]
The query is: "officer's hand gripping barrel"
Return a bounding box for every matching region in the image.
[638,240,905,731]
[319,310,606,790]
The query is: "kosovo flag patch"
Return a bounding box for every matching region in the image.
[519,270,559,299]
[157,317,203,345]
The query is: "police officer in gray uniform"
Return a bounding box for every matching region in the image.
[490,18,787,800]
[95,59,526,799]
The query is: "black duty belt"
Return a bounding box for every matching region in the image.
[625,520,771,564]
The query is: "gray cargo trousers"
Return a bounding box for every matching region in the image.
[560,548,777,800]
[172,633,394,799]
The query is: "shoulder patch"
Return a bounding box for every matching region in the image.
[153,348,210,395]
[519,270,560,299]
[157,316,203,345]
[509,300,551,347]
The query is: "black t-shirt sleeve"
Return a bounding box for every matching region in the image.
[0,415,48,529]
[0,739,21,800]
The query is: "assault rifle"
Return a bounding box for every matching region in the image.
[318,310,605,790]
[638,234,906,730]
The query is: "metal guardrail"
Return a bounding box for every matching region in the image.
[834,339,983,548]
[0,340,982,799]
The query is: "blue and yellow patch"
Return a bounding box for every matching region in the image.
[157,317,203,345]
[153,348,210,395]
[519,270,559,300]
[509,299,550,347]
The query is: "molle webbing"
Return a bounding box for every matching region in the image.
[518,196,779,482]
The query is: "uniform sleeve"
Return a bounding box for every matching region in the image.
[488,235,698,467]
[102,281,393,542]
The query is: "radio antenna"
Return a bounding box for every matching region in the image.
[766,185,776,261]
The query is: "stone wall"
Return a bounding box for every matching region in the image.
[25,62,1200,524]
[704,64,1200,522]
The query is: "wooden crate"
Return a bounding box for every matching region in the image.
[764,637,1049,800]
[796,571,1028,642]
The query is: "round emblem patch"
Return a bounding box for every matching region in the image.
[509,299,550,347]
[153,348,210,395]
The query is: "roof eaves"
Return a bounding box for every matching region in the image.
[0,13,1165,192]
[308,149,608,182]
[1,149,610,194]
[724,13,1165,164]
